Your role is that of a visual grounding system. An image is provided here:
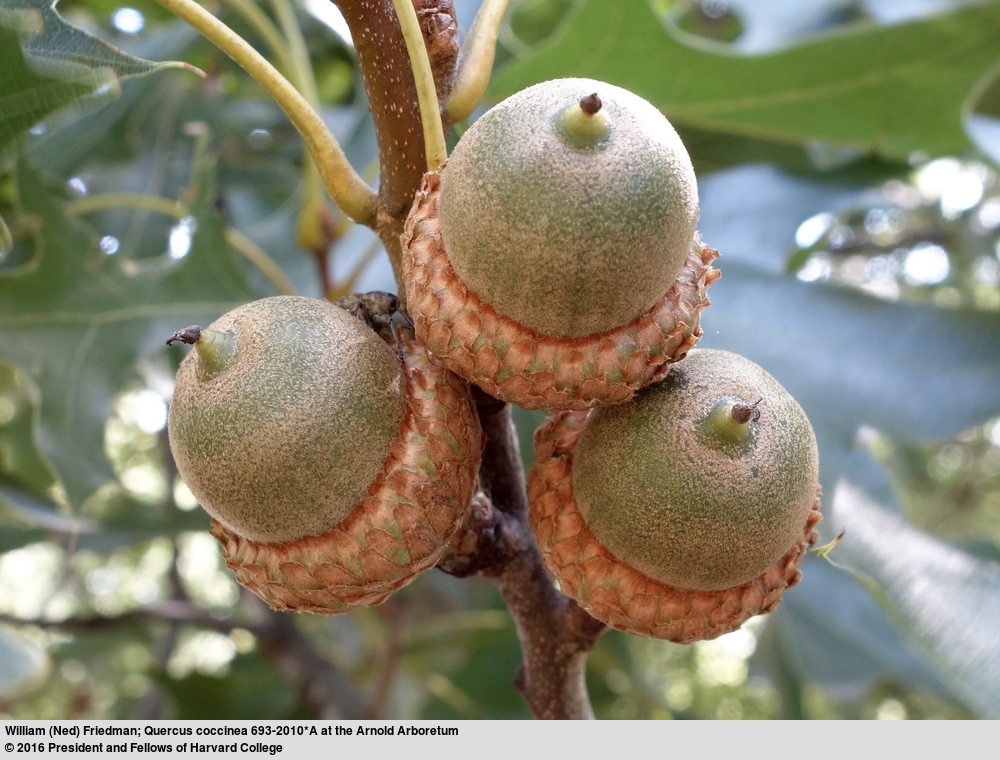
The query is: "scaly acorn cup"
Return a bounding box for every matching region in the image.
[528,349,822,643]
[167,295,482,613]
[402,78,718,410]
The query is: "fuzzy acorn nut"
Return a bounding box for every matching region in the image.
[402,78,718,410]
[167,295,482,614]
[528,349,822,643]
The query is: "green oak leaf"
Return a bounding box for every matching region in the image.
[691,164,1000,712]
[762,561,957,706]
[0,0,199,155]
[829,462,1000,718]
[0,156,262,510]
[491,0,1000,161]
[0,360,57,495]
[0,212,11,254]
[154,652,301,719]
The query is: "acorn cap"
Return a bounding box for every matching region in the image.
[401,171,719,410]
[527,410,822,643]
[211,329,484,613]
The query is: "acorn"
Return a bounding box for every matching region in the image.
[527,349,822,643]
[401,78,718,410]
[166,295,482,613]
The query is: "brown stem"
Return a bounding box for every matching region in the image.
[334,1,603,719]
[473,390,606,719]
[332,0,457,291]
[413,0,459,103]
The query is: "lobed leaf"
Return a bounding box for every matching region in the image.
[771,556,955,700]
[694,164,1000,495]
[826,454,1000,717]
[0,157,262,510]
[0,0,198,155]
[491,0,1000,161]
[0,361,57,496]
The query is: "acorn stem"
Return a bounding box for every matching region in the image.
[554,94,610,148]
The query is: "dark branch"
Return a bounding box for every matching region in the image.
[332,0,459,291]
[413,0,459,103]
[439,490,509,577]
[329,2,603,719]
[468,389,607,719]
[0,598,366,720]
[0,603,234,634]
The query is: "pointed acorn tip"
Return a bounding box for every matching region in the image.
[579,93,602,115]
[731,398,763,425]
[166,326,202,346]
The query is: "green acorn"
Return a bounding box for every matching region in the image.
[529,349,822,642]
[168,295,482,613]
[402,78,716,410]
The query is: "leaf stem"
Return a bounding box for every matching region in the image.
[152,0,377,227]
[66,193,184,218]
[269,0,320,107]
[224,228,297,296]
[390,0,448,170]
[446,0,511,122]
[65,192,297,295]
[267,0,331,255]
[219,0,297,78]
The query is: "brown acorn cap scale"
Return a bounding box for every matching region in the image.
[402,171,719,410]
[211,329,484,614]
[528,409,822,643]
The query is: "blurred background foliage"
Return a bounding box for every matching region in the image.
[1,0,1000,719]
